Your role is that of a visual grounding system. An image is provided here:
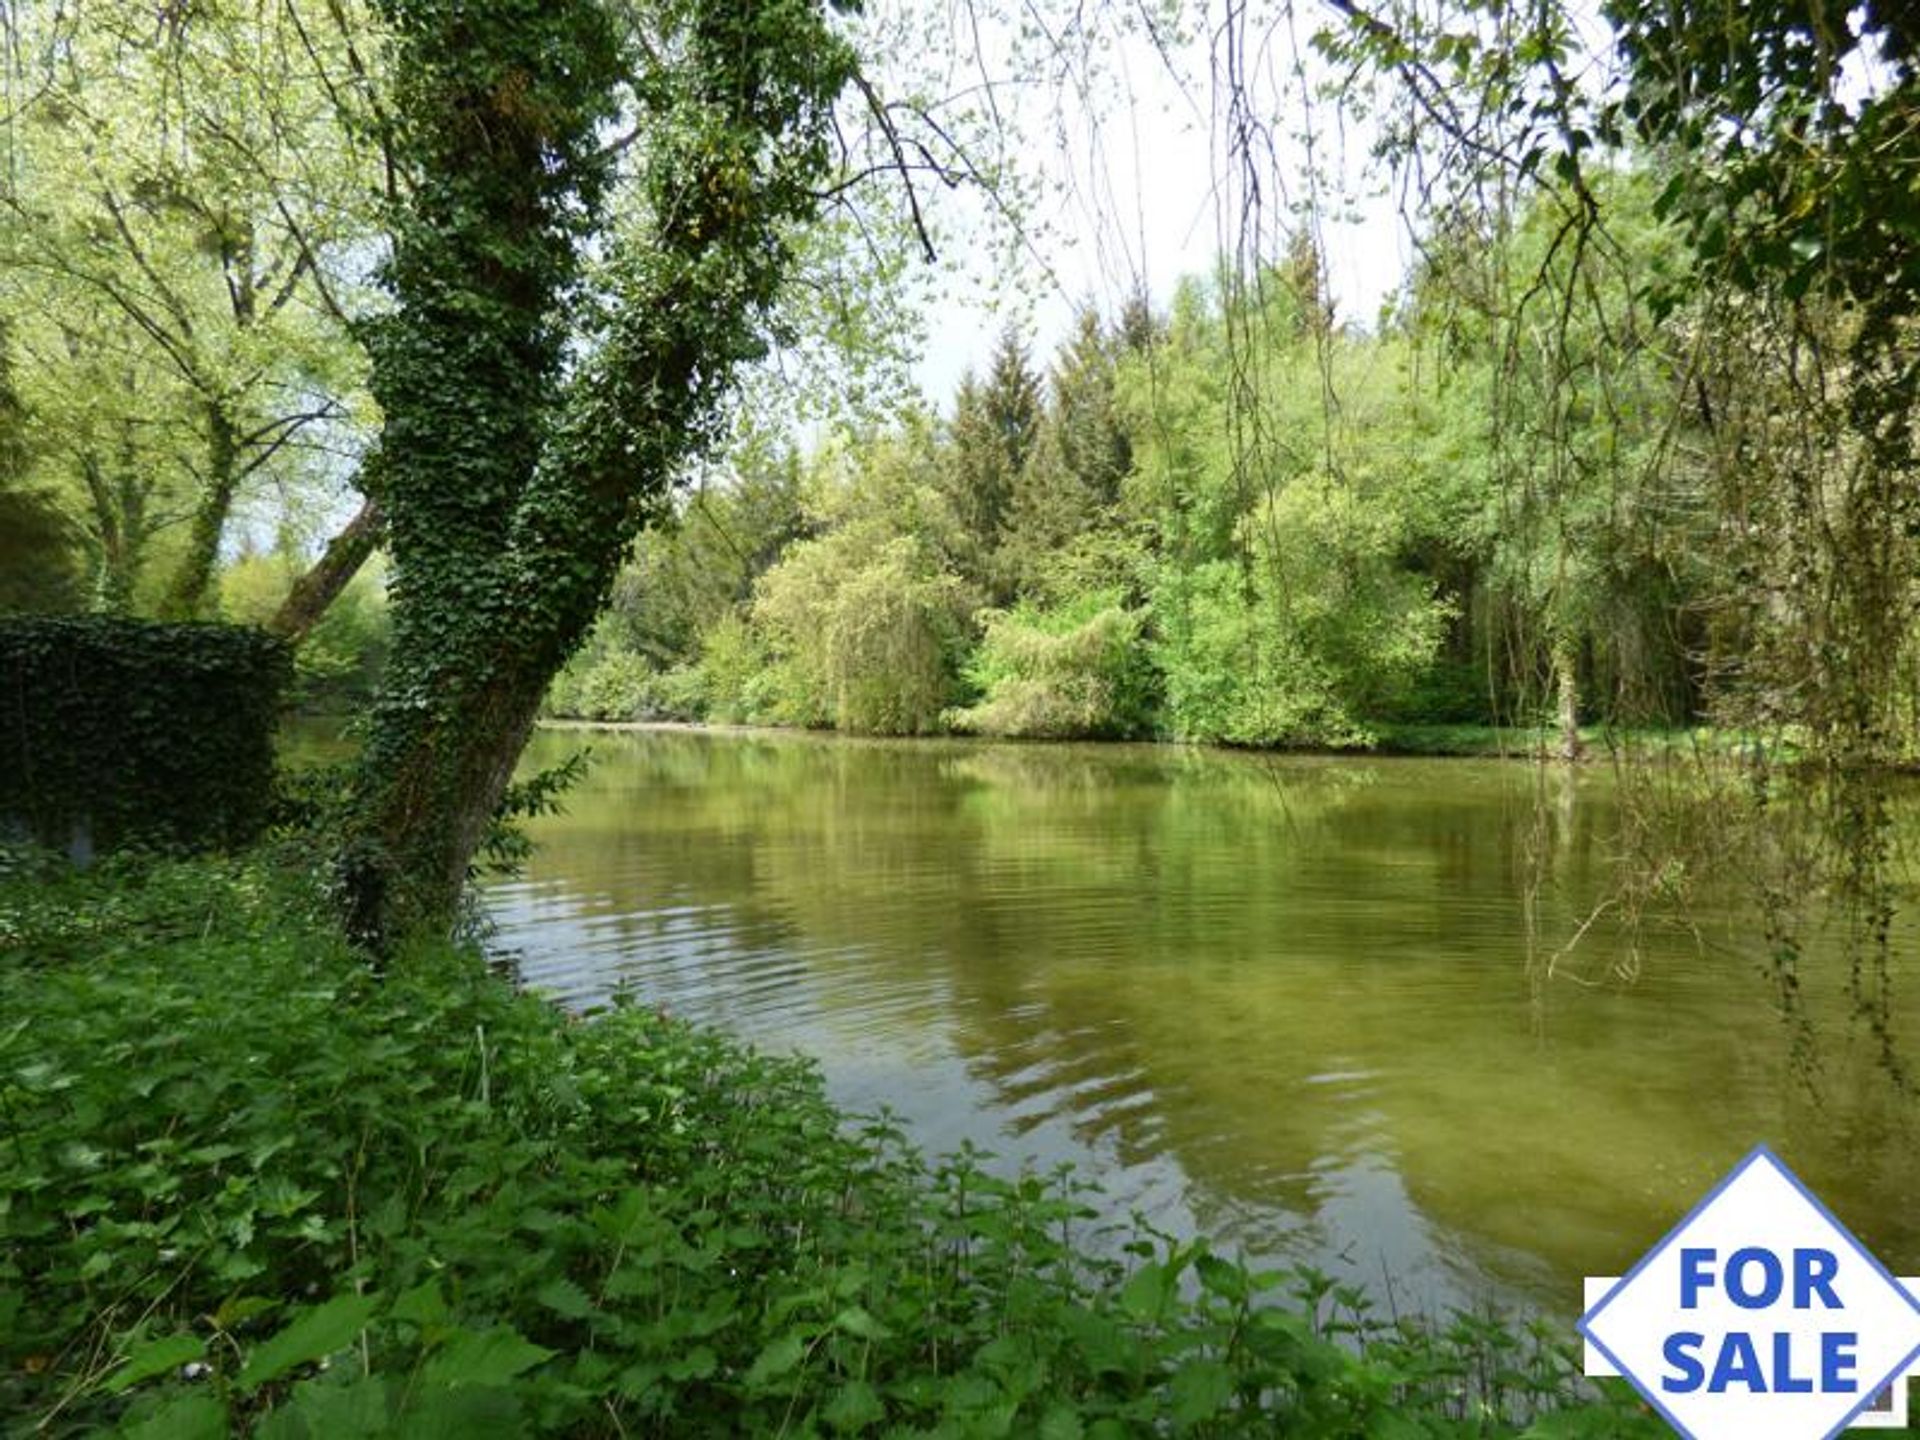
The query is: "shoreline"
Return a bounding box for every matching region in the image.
[3,851,1644,1434]
[535,714,1757,764]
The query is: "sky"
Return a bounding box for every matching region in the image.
[883,0,1416,404]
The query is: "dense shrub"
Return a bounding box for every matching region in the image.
[547,646,704,723]
[753,530,970,735]
[695,612,778,725]
[1152,484,1451,748]
[0,854,1653,1438]
[952,592,1159,739]
[0,616,289,853]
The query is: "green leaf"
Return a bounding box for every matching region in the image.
[1169,1359,1233,1429]
[744,1331,808,1388]
[420,1326,555,1389]
[663,1345,717,1382]
[391,1279,448,1328]
[1038,1403,1086,1440]
[256,1376,394,1440]
[391,1385,524,1439]
[1119,1261,1173,1323]
[102,1334,206,1395]
[1521,1406,1658,1439]
[823,1378,886,1433]
[1367,1410,1438,1439]
[119,1392,228,1440]
[831,1305,891,1341]
[535,1276,595,1320]
[240,1292,380,1390]
[1194,1251,1248,1303]
[213,1295,277,1330]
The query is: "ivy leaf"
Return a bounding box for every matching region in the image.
[239,1292,381,1390]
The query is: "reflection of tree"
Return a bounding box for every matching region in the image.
[501,729,1920,1305]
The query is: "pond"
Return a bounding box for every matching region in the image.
[483,724,1920,1324]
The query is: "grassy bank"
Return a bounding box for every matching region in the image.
[0,851,1653,1437]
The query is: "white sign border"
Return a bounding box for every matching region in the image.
[1577,1144,1920,1440]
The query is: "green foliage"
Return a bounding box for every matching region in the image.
[221,553,390,712]
[0,853,1658,1437]
[1151,481,1451,748]
[605,445,813,668]
[998,310,1135,599]
[0,0,376,619]
[0,617,289,853]
[0,333,85,614]
[1602,0,1920,331]
[546,642,705,725]
[755,528,971,735]
[696,612,779,725]
[0,483,84,615]
[542,175,1738,755]
[943,327,1044,601]
[1117,272,1457,749]
[953,592,1158,740]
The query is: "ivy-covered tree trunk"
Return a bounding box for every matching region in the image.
[159,402,239,621]
[77,430,149,614]
[338,0,853,948]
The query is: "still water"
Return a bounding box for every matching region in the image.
[484,725,1920,1322]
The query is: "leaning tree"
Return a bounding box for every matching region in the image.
[337,0,861,946]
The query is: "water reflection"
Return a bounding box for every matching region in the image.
[482,726,1920,1322]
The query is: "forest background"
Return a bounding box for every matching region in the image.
[2,2,1847,765]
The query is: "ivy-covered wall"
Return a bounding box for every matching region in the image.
[0,618,290,855]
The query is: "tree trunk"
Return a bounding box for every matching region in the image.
[336,0,850,951]
[337,652,549,949]
[1554,637,1584,761]
[270,496,382,644]
[161,402,239,620]
[78,434,148,613]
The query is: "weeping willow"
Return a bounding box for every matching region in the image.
[1171,0,1920,1085]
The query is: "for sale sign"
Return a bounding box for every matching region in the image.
[1580,1145,1920,1439]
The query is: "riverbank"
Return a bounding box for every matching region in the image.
[541,713,1761,764]
[0,847,1652,1435]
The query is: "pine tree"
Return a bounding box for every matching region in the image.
[999,308,1133,597]
[941,323,1041,602]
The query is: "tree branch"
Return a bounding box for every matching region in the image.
[270,492,384,644]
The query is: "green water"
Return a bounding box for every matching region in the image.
[484,724,1920,1321]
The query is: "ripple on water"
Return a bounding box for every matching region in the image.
[484,726,1920,1322]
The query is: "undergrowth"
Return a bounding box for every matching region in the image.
[0,852,1657,1437]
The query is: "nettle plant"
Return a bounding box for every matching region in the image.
[0,856,1656,1436]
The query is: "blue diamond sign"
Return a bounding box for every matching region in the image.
[1580,1146,1920,1439]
